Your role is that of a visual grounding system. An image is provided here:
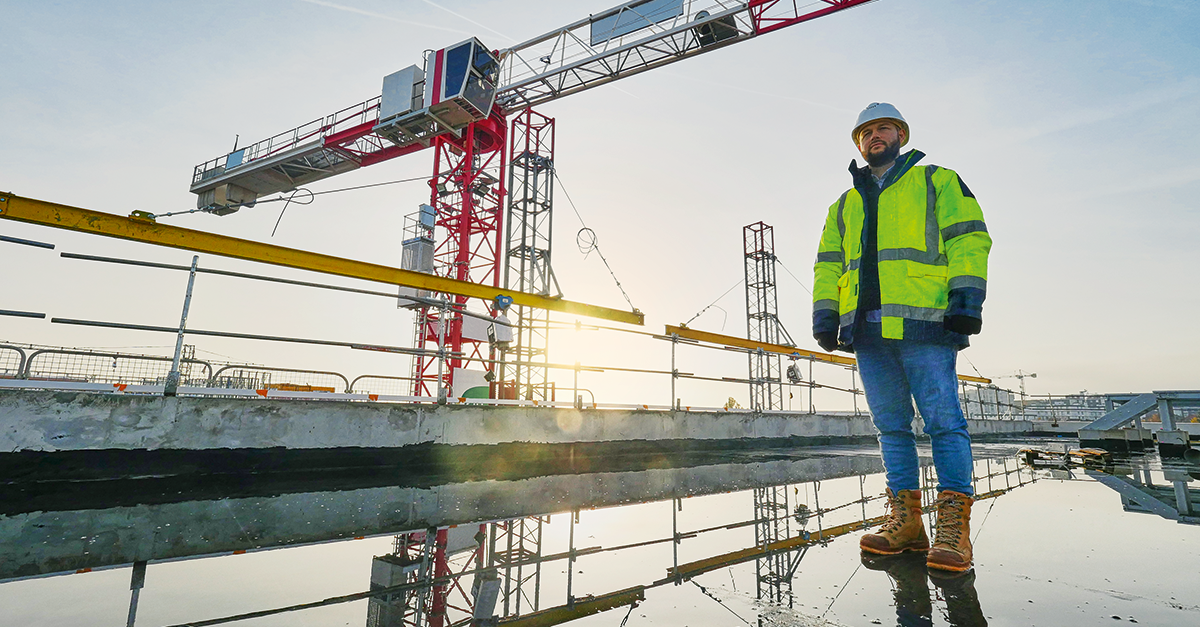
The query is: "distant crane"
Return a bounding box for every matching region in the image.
[996,369,1037,407]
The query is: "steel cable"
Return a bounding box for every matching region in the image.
[552,170,640,314]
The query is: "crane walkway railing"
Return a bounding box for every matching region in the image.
[190,97,383,191]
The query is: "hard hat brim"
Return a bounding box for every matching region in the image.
[852,118,910,148]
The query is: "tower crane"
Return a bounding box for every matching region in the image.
[995,370,1037,396]
[185,0,878,403]
[996,370,1037,410]
[183,3,884,627]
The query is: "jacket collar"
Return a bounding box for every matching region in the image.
[849,149,926,192]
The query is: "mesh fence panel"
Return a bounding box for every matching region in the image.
[2,342,351,393]
[350,376,417,396]
[208,367,349,393]
[24,349,212,386]
[0,346,26,378]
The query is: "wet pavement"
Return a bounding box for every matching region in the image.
[2,438,1197,626]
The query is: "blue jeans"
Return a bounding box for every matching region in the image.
[855,323,974,495]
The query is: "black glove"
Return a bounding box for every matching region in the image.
[814,331,839,352]
[944,315,982,335]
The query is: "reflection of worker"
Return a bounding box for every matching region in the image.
[811,103,992,572]
[861,552,988,626]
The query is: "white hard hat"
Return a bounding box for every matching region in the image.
[852,102,909,147]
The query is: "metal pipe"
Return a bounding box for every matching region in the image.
[672,497,680,584]
[60,251,513,327]
[49,317,451,358]
[436,299,448,404]
[851,367,860,415]
[1174,480,1193,516]
[573,362,580,409]
[1158,397,1177,431]
[165,256,199,396]
[0,309,45,319]
[670,333,677,410]
[0,234,54,249]
[126,561,146,627]
[809,358,814,414]
[567,509,576,607]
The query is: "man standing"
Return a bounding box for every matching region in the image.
[811,103,991,572]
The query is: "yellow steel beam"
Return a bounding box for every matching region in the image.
[664,324,991,384]
[666,324,855,366]
[0,192,643,325]
[666,517,882,580]
[497,586,645,627]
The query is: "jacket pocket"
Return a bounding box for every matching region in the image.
[904,262,948,308]
[906,262,947,278]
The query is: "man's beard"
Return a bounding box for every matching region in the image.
[864,139,901,168]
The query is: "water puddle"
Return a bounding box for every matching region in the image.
[2,439,1196,626]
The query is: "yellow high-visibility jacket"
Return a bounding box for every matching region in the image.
[812,150,991,347]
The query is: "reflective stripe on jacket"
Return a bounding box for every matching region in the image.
[812,149,991,344]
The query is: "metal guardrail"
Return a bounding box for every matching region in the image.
[209,365,350,393]
[0,247,1040,415]
[191,97,383,186]
[0,344,27,379]
[0,340,1038,418]
[350,375,416,397]
[23,348,213,386]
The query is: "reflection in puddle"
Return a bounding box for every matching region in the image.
[1,442,1198,626]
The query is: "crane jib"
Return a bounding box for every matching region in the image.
[187,0,877,207]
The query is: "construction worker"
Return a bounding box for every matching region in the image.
[811,102,991,572]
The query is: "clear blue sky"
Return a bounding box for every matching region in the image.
[2,0,1197,404]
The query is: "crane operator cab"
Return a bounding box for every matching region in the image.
[374,38,500,147]
[190,39,499,214]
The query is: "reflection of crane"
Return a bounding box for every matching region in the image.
[753,485,805,606]
[186,0,879,401]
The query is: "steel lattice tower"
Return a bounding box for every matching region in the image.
[752,485,805,607]
[411,117,507,397]
[501,110,557,400]
[743,222,794,411]
[488,517,544,617]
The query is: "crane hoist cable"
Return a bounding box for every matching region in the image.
[775,257,813,297]
[682,278,742,331]
[690,580,751,625]
[552,169,640,315]
[147,175,433,221]
[271,188,315,237]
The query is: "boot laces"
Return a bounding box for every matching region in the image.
[880,492,910,533]
[935,495,965,544]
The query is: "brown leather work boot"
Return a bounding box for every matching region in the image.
[860,489,929,555]
[927,490,974,572]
